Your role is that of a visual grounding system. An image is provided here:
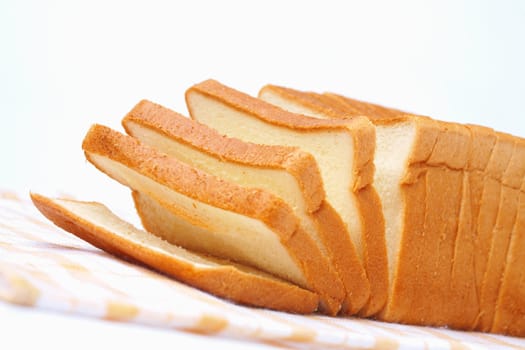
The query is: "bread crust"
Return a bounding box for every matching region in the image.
[30,193,319,313]
[82,124,297,235]
[122,99,324,212]
[492,136,525,336]
[384,120,472,327]
[255,84,389,316]
[323,92,404,120]
[478,136,525,331]
[264,84,525,335]
[474,132,515,331]
[82,124,345,315]
[122,100,370,315]
[492,190,525,337]
[189,80,372,132]
[260,85,514,329]
[188,80,386,315]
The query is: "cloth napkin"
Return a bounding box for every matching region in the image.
[1,190,523,350]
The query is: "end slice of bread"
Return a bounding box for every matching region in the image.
[186,79,388,316]
[81,124,344,314]
[121,100,367,314]
[30,193,319,313]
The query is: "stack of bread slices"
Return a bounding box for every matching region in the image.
[32,79,525,337]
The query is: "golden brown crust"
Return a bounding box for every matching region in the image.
[269,85,485,327]
[188,79,372,131]
[381,176,426,323]
[492,138,525,336]
[306,89,485,328]
[351,117,377,191]
[82,124,297,236]
[122,99,324,212]
[30,193,319,313]
[122,99,367,314]
[385,121,470,326]
[132,191,344,315]
[323,92,404,120]
[260,85,461,319]
[355,186,388,316]
[478,185,520,331]
[189,81,377,192]
[466,124,497,171]
[304,85,525,335]
[427,121,470,169]
[353,116,389,316]
[474,132,515,331]
[255,83,388,316]
[502,137,525,189]
[477,136,525,332]
[449,172,478,330]
[311,201,371,314]
[259,84,404,120]
[259,85,359,119]
[82,125,345,315]
[321,93,369,115]
[492,190,525,337]
[189,80,388,316]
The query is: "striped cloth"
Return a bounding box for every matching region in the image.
[0,191,523,350]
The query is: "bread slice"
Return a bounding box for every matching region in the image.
[473,132,515,331]
[186,79,388,316]
[420,122,471,327]
[445,124,497,330]
[477,135,525,332]
[257,85,477,327]
[262,84,525,334]
[492,179,525,337]
[30,193,319,313]
[81,124,344,315]
[491,138,525,336]
[121,100,368,314]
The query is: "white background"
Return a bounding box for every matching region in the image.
[1,0,524,348]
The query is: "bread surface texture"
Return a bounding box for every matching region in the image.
[27,78,525,336]
[122,99,369,314]
[186,79,388,316]
[257,83,525,335]
[30,193,319,313]
[82,124,345,315]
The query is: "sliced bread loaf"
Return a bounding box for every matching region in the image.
[81,124,344,314]
[186,79,388,316]
[257,85,478,328]
[121,100,368,314]
[30,193,319,313]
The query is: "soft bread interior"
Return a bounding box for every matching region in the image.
[31,193,320,314]
[186,93,363,261]
[124,121,324,250]
[259,89,331,120]
[85,152,308,287]
[374,122,416,284]
[257,90,416,286]
[52,197,223,267]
